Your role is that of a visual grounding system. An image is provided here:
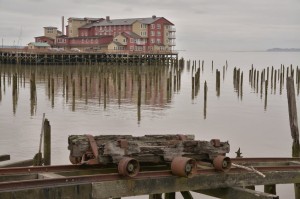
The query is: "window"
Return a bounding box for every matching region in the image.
[150,31,155,36]
[151,38,155,43]
[157,31,161,36]
[156,38,161,44]
[123,38,127,43]
[157,24,161,29]
[130,38,134,43]
[130,46,134,50]
[151,24,155,29]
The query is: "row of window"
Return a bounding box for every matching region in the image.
[151,24,161,29]
[150,31,161,37]
[96,25,131,31]
[57,38,66,43]
[69,39,99,44]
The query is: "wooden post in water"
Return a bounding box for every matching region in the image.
[264,80,268,110]
[0,72,1,102]
[240,72,243,100]
[43,119,51,166]
[72,79,75,111]
[286,77,300,198]
[51,78,54,107]
[204,81,207,119]
[256,70,259,93]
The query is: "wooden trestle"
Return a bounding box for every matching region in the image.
[0,50,178,66]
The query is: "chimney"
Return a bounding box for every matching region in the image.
[152,15,156,19]
[62,16,65,35]
[106,16,110,21]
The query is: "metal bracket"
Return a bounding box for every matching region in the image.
[81,134,99,165]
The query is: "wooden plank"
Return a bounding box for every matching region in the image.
[91,170,300,198]
[195,187,278,199]
[0,174,38,183]
[0,159,33,168]
[38,173,65,179]
[0,184,92,199]
[0,155,10,162]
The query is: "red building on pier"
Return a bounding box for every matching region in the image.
[34,15,176,52]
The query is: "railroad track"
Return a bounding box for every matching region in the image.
[0,157,300,191]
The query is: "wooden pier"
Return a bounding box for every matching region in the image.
[1,158,300,199]
[0,49,178,66]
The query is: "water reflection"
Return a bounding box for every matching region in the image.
[0,60,299,121]
[0,64,184,121]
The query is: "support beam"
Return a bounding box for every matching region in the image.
[0,155,10,162]
[165,192,175,199]
[195,187,279,199]
[149,194,162,199]
[264,184,276,195]
[181,191,193,199]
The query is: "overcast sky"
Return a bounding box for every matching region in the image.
[0,0,299,51]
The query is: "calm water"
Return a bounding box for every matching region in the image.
[0,51,299,198]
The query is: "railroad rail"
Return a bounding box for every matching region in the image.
[0,157,300,199]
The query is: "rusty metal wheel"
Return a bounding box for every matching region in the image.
[69,155,81,165]
[118,157,140,177]
[171,157,196,177]
[213,155,232,172]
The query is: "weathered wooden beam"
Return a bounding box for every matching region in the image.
[0,155,10,162]
[91,170,300,198]
[195,187,278,199]
[286,77,300,199]
[287,77,299,146]
[43,119,51,166]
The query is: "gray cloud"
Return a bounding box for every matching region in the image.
[0,0,299,51]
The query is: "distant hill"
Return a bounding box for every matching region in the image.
[267,48,300,52]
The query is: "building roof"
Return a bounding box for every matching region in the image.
[56,35,68,38]
[43,26,57,29]
[89,16,173,27]
[68,35,113,39]
[111,41,125,46]
[121,32,142,39]
[34,36,55,41]
[68,17,86,21]
[28,42,51,47]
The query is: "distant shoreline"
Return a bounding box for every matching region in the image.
[266,48,300,52]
